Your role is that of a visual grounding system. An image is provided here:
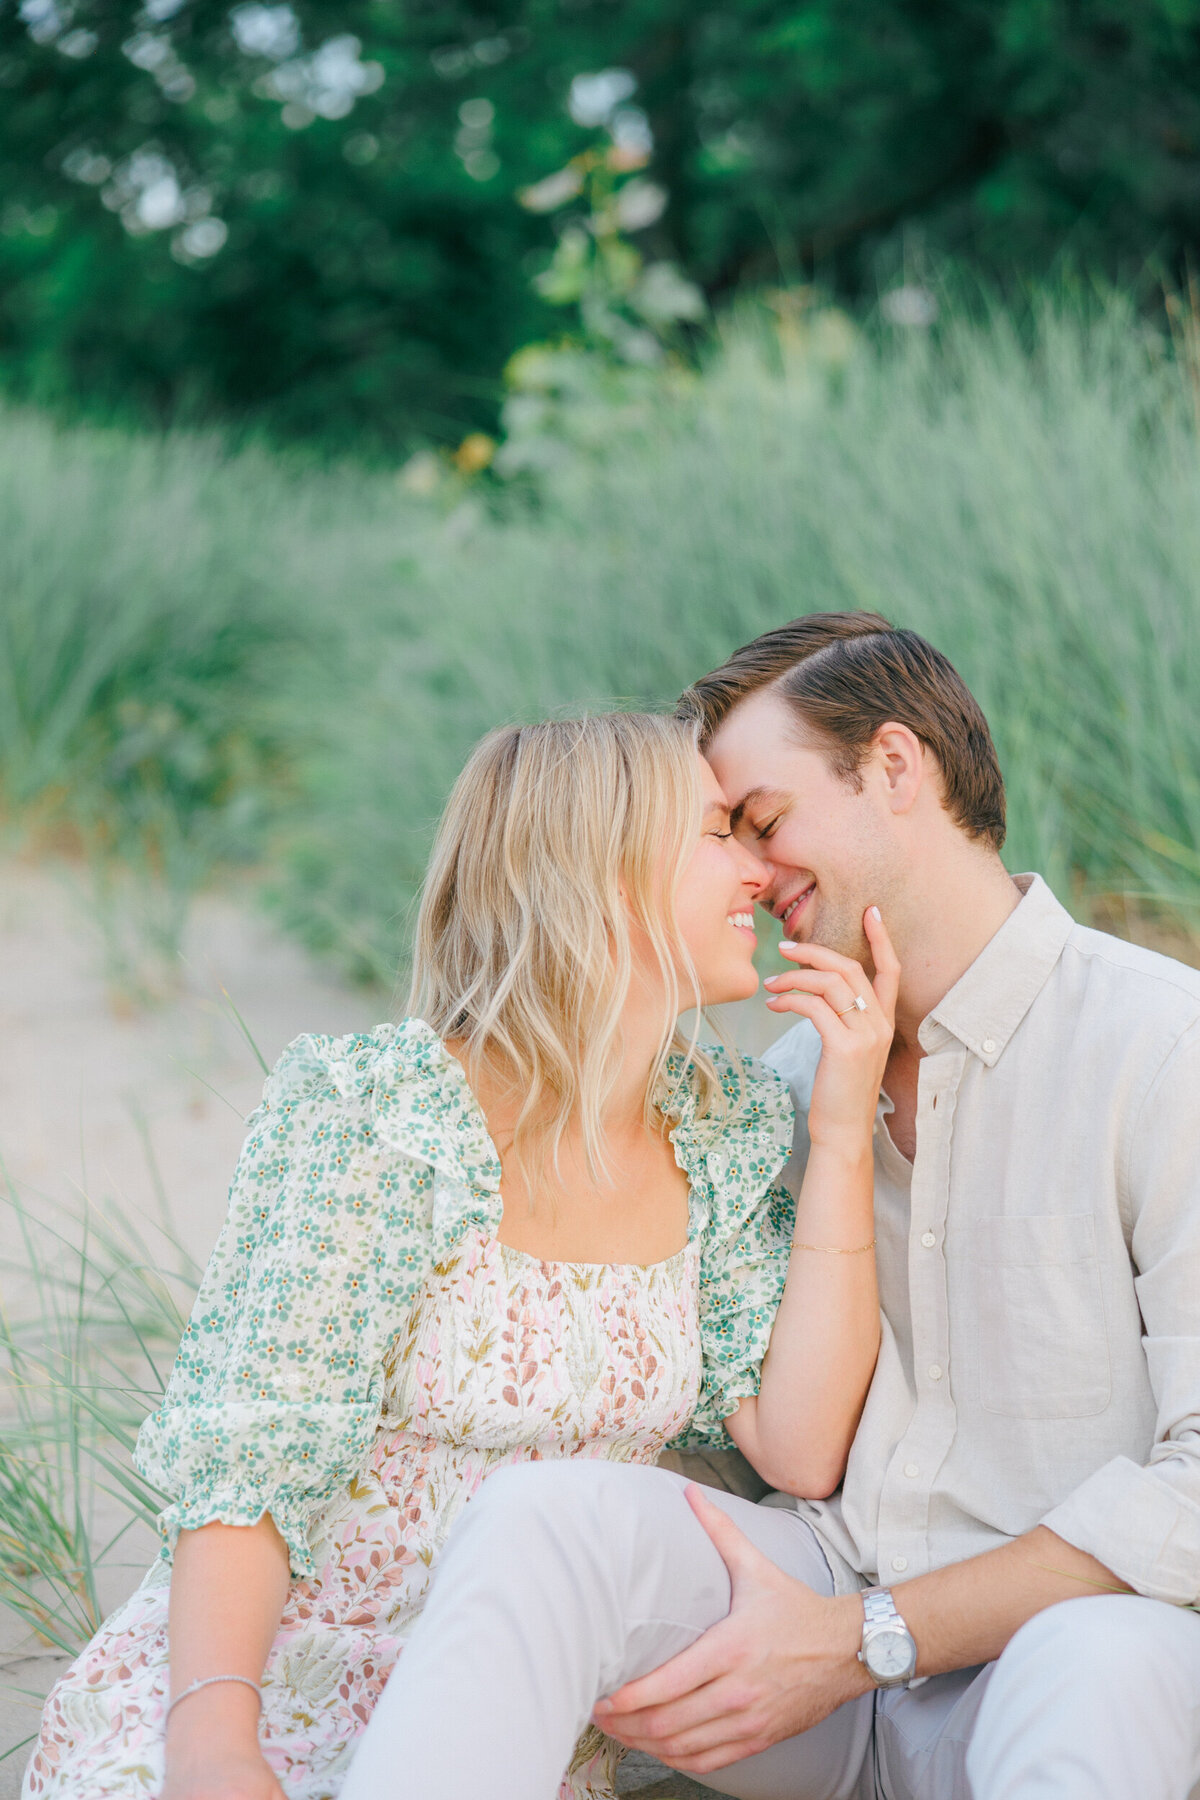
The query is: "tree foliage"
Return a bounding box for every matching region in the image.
[2,0,1199,446]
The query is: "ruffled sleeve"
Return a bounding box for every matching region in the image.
[665,1051,798,1454]
[667,1048,795,1450]
[133,1020,501,1579]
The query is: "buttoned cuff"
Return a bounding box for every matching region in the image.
[1040,1454,1200,1605]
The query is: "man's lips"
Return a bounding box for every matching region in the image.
[777,882,815,932]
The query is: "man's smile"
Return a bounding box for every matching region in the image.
[776,880,816,932]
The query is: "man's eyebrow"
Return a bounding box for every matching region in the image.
[729,786,789,830]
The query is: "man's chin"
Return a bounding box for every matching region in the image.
[805,908,872,969]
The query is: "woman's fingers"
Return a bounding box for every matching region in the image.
[775,908,899,1029]
[764,989,860,1049]
[862,905,900,1022]
[763,965,862,1018]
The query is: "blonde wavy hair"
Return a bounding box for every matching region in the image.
[407,712,724,1177]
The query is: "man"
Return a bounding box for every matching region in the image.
[344,613,1200,1800]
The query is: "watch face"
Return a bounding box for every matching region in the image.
[865,1628,915,1681]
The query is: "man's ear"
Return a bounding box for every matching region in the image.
[872,722,926,817]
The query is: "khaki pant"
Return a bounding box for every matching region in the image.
[340,1461,1200,1800]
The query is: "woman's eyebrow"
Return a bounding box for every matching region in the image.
[703,799,730,821]
[729,786,788,830]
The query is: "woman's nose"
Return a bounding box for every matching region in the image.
[733,838,768,895]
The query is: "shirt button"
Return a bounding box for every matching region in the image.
[891,1556,909,1573]
[928,1363,944,1381]
[982,1037,997,1055]
[920,1231,936,1248]
[904,1462,919,1478]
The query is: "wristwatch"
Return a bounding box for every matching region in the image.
[857,1585,919,1688]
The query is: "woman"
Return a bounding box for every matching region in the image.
[25,713,893,1800]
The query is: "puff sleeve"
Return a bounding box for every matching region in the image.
[133,1027,453,1578]
[669,1050,795,1449]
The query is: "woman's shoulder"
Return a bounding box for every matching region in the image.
[667,1042,794,1211]
[248,1018,501,1189]
[249,1018,430,1116]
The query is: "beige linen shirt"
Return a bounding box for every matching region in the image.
[764,873,1200,1606]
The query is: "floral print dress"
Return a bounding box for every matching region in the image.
[25,1020,794,1800]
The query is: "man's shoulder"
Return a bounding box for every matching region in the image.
[1061,920,1200,1023]
[762,1020,822,1110]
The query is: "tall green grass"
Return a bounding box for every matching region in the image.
[279,288,1200,975]
[1,288,1197,986]
[0,1180,192,1684]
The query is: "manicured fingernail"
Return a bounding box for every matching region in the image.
[868,905,881,921]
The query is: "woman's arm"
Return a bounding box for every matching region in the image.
[163,1517,290,1800]
[725,907,897,1496]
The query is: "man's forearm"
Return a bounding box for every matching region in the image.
[889,1527,1133,1678]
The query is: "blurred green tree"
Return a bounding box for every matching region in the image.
[2,1,1199,448]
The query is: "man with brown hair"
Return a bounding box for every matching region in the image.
[346,613,1200,1800]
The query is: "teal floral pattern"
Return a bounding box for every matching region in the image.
[24,1020,794,1800]
[132,1020,795,1578]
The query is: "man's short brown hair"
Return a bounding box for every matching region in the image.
[679,611,1007,850]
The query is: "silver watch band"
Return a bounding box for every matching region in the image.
[858,1584,925,1689]
[861,1585,904,1630]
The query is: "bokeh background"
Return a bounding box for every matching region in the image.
[2,1,1200,1787]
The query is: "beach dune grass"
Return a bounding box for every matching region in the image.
[0,287,1198,1777]
[0,1184,190,1659]
[278,288,1200,976]
[1,287,1197,982]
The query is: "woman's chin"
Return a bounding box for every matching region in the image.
[698,969,760,1008]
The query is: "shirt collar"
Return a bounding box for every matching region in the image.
[919,873,1074,1066]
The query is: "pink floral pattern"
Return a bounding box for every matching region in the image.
[25,1229,701,1800]
[24,1019,794,1799]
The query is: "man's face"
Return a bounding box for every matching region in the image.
[705,689,899,962]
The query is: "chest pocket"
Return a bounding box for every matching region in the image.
[969,1214,1111,1419]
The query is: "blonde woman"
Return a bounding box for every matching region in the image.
[25,713,895,1800]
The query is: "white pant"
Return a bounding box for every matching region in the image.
[340,1461,1200,1800]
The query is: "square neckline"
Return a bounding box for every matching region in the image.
[432,1028,698,1265]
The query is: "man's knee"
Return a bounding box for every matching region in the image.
[450,1458,686,1578]
[470,1457,678,1526]
[999,1594,1198,1691]
[967,1596,1200,1799]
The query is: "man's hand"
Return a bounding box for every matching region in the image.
[593,1487,869,1775]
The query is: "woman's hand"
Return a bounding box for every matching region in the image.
[163,1745,286,1800]
[163,1664,284,1800]
[763,906,898,1153]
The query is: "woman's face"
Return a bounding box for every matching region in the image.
[673,754,765,1005]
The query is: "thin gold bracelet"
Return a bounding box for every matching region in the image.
[794,1237,876,1254]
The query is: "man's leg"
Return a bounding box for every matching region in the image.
[964,1595,1200,1800]
[340,1460,875,1800]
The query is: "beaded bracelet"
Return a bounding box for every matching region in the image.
[166,1674,264,1725]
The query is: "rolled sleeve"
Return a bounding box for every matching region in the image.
[1042,1020,1200,1604]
